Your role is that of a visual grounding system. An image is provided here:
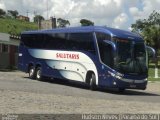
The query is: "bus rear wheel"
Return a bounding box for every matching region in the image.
[29,66,36,79]
[35,67,43,81]
[89,73,97,91]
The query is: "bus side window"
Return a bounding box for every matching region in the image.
[67,33,79,50]
[20,38,24,46]
[37,34,45,49]
[44,33,56,49]
[96,32,111,41]
[56,33,67,49]
[102,44,114,68]
[68,33,95,54]
[21,34,32,48]
[96,32,113,68]
[43,33,67,50]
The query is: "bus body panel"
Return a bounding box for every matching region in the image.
[19,48,99,85]
[29,49,98,84]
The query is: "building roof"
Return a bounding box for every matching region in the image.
[0,33,19,46]
[0,33,10,42]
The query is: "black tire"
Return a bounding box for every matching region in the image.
[35,67,43,81]
[89,73,97,91]
[29,66,36,79]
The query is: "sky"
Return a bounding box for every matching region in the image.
[0,0,160,30]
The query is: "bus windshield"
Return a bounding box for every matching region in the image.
[114,38,147,75]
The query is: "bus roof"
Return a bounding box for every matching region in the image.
[22,26,143,41]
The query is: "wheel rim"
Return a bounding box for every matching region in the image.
[36,69,41,79]
[89,74,96,90]
[90,77,93,86]
[29,68,34,77]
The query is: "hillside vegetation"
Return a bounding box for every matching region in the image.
[0,18,38,35]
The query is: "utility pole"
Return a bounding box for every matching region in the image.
[34,10,37,16]
[33,10,37,23]
[26,10,29,17]
[47,0,48,19]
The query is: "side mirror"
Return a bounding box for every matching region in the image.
[146,46,155,58]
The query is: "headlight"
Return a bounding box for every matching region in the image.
[108,71,123,80]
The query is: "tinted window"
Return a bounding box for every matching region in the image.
[21,34,45,48]
[101,44,113,68]
[96,32,113,67]
[21,32,95,53]
[55,33,67,49]
[68,33,95,53]
[44,33,67,50]
[96,32,111,42]
[21,33,67,50]
[43,33,56,49]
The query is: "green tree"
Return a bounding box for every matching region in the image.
[80,19,94,26]
[57,18,70,28]
[131,11,160,51]
[34,15,45,23]
[0,8,6,18]
[131,10,160,78]
[7,10,19,18]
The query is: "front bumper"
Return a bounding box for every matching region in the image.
[112,77,147,90]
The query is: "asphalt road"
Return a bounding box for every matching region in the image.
[0,71,160,114]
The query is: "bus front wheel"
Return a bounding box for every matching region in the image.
[89,73,97,91]
[29,66,36,79]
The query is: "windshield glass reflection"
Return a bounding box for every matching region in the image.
[114,38,147,75]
